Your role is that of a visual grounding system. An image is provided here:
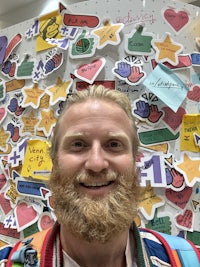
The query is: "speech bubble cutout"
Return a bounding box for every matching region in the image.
[17,180,46,198]
[165,187,192,209]
[14,202,39,232]
[138,128,179,145]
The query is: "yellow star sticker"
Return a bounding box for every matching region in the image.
[21,110,40,135]
[38,109,56,137]
[46,77,72,106]
[22,83,45,108]
[39,94,50,109]
[92,21,124,49]
[176,154,200,187]
[152,34,183,65]
[138,185,165,220]
[0,127,10,152]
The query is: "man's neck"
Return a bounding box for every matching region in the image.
[60,225,129,267]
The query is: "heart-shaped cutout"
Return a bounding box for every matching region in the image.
[176,209,193,230]
[162,106,186,132]
[14,202,38,231]
[165,187,192,209]
[187,85,200,102]
[0,193,12,215]
[0,173,7,191]
[74,58,106,84]
[163,9,190,32]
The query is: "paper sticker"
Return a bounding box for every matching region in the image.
[74,57,106,84]
[92,20,124,49]
[187,85,200,102]
[113,60,146,85]
[21,83,45,109]
[145,210,172,234]
[162,106,186,133]
[175,209,193,231]
[0,81,6,101]
[151,54,192,70]
[166,167,185,191]
[190,53,200,66]
[0,193,12,215]
[25,19,39,39]
[16,55,35,79]
[21,139,52,180]
[37,109,57,137]
[0,127,10,152]
[125,24,154,55]
[151,33,183,66]
[138,127,179,145]
[38,212,55,231]
[138,185,165,220]
[143,63,189,112]
[163,8,190,33]
[176,153,200,187]
[5,179,20,206]
[0,36,8,64]
[4,34,22,62]
[70,30,97,58]
[60,3,99,28]
[14,201,39,232]
[165,187,192,209]
[46,77,73,106]
[8,139,28,168]
[133,99,163,124]
[180,114,200,153]
[21,110,40,136]
[17,179,46,198]
[0,222,20,239]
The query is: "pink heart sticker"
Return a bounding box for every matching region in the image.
[38,212,55,231]
[74,58,106,84]
[162,106,186,132]
[176,209,193,230]
[165,187,192,209]
[15,202,38,231]
[164,9,190,32]
[0,193,12,215]
[0,108,6,124]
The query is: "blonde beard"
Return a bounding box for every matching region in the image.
[49,168,139,243]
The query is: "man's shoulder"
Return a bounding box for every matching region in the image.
[139,227,200,267]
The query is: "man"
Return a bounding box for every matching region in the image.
[5,85,200,267]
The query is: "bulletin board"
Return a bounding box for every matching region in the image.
[0,0,200,248]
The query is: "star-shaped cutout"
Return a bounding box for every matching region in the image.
[138,185,165,220]
[37,109,56,137]
[92,21,124,49]
[46,77,72,106]
[21,110,40,136]
[0,127,10,152]
[176,153,200,187]
[152,33,183,65]
[22,83,45,109]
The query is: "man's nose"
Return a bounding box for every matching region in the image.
[84,142,109,172]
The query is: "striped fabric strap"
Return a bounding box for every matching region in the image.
[156,232,200,267]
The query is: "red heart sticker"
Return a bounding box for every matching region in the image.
[15,202,38,231]
[165,187,192,209]
[187,85,200,102]
[164,9,190,32]
[176,209,193,230]
[162,106,186,132]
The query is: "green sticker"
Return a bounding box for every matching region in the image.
[139,128,179,145]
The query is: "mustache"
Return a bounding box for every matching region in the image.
[75,170,119,184]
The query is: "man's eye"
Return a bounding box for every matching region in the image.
[107,141,122,150]
[71,140,86,151]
